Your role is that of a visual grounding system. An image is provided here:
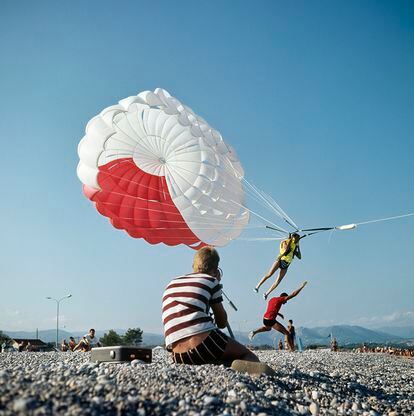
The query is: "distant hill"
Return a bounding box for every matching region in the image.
[4,325,411,347]
[4,329,77,343]
[296,325,405,346]
[375,325,414,339]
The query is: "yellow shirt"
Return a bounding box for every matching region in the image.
[280,239,296,264]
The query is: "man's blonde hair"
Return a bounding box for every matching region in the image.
[193,246,220,274]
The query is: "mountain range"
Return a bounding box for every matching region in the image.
[4,325,413,347]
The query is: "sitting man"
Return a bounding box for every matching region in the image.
[249,281,307,350]
[74,329,101,351]
[68,337,76,352]
[61,339,69,352]
[162,246,259,365]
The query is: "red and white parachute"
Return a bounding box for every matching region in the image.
[77,88,249,248]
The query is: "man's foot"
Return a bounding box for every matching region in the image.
[263,293,268,300]
[248,331,255,341]
[253,287,258,293]
[231,360,276,376]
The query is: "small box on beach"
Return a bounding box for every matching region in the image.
[90,346,152,363]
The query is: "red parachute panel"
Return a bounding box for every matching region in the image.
[84,158,205,248]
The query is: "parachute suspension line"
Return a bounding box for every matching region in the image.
[259,188,299,230]
[204,156,280,218]
[237,237,285,242]
[328,228,335,244]
[242,182,282,218]
[355,212,414,226]
[164,164,242,244]
[227,197,288,234]
[98,149,291,236]
[94,148,295,241]
[98,153,266,223]
[220,155,297,233]
[241,178,289,223]
[92,166,277,229]
[243,181,296,232]
[96,159,256,225]
[167,162,285,232]
[96,158,295,241]
[218,156,288,222]
[95,194,259,227]
[90,202,270,230]
[245,180,282,218]
[250,182,298,230]
[94,175,248,227]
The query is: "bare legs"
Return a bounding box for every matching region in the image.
[251,321,294,351]
[255,259,288,298]
[271,321,294,350]
[251,325,272,337]
[73,340,89,352]
[221,338,259,363]
[255,259,280,290]
[264,268,288,297]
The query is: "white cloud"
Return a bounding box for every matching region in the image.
[350,310,414,328]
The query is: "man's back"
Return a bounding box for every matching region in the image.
[264,296,286,320]
[162,273,223,348]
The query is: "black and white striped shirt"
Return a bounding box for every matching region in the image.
[162,273,223,348]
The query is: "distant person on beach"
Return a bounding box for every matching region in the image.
[288,319,296,350]
[68,337,76,352]
[162,246,259,365]
[74,329,101,351]
[249,281,307,350]
[278,339,283,350]
[61,339,69,352]
[254,233,302,299]
[331,338,338,352]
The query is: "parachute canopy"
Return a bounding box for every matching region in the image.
[77,88,249,248]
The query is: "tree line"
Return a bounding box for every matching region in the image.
[99,328,143,346]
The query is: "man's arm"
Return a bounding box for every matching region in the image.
[211,302,228,329]
[277,313,284,319]
[285,281,308,301]
[294,244,302,260]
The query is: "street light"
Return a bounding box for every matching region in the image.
[46,294,72,350]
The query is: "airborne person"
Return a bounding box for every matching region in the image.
[254,233,302,299]
[249,282,307,350]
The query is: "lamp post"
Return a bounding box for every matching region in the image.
[46,294,72,350]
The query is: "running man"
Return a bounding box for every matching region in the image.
[254,233,301,299]
[249,281,307,350]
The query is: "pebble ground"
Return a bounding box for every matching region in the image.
[0,349,412,415]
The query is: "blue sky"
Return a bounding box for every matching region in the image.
[1,1,413,335]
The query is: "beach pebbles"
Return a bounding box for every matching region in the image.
[0,349,412,415]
